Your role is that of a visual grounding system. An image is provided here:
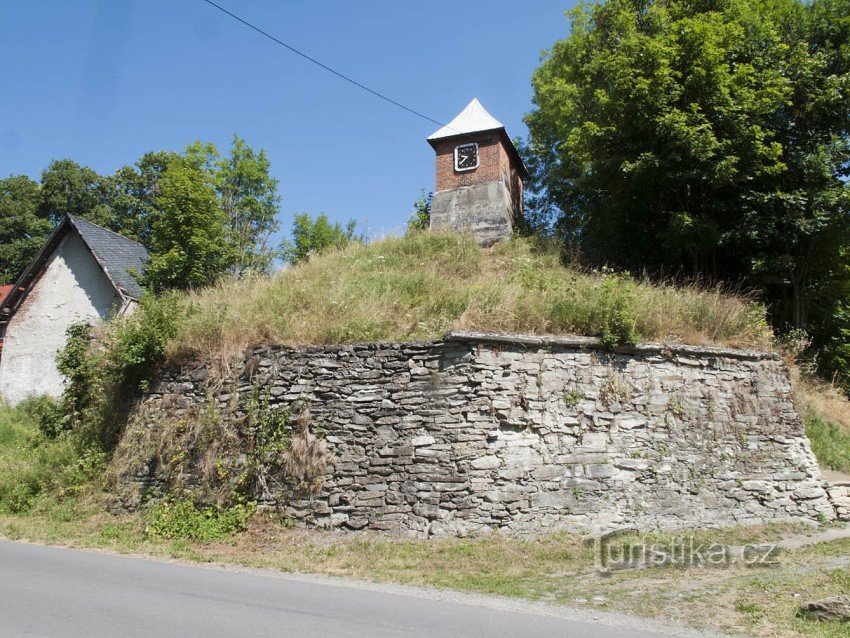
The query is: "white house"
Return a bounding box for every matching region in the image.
[0,215,148,405]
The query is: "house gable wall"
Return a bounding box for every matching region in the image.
[0,232,120,404]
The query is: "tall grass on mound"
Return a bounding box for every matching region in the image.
[169,232,481,359]
[163,233,771,361]
[0,399,104,515]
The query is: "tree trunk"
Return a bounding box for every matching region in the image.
[791,262,809,330]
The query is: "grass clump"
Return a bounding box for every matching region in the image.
[0,400,104,515]
[155,232,771,362]
[144,499,254,542]
[805,410,850,475]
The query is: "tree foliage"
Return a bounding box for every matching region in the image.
[185,135,281,274]
[0,175,50,284]
[141,158,236,292]
[108,151,180,245]
[525,0,850,385]
[53,294,184,452]
[0,135,282,288]
[217,135,281,274]
[38,159,116,228]
[407,189,432,231]
[281,213,362,265]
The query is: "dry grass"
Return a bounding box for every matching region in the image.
[163,232,772,363]
[794,373,850,437]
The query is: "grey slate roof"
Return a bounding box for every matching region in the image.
[68,215,149,300]
[0,215,150,325]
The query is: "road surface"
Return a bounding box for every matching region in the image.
[0,540,708,638]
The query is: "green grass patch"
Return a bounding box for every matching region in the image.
[805,409,850,474]
[143,499,255,543]
[0,401,104,515]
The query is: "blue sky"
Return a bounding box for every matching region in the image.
[1,1,573,242]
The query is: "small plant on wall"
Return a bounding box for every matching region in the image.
[243,393,329,504]
[282,404,329,497]
[564,388,583,408]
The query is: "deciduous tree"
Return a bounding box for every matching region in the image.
[525,0,850,383]
[281,213,361,265]
[185,135,281,274]
[0,175,50,284]
[38,160,114,228]
[141,158,235,292]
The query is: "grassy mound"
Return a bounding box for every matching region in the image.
[165,232,771,361]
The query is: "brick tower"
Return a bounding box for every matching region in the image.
[427,99,527,246]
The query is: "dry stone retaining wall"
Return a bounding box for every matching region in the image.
[119,331,842,536]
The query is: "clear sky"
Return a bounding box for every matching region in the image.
[1,1,573,242]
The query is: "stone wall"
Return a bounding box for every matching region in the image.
[118,331,843,537]
[430,181,516,247]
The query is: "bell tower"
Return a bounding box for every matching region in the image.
[427,99,527,246]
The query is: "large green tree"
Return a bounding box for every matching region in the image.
[108,150,180,245]
[217,135,281,274]
[0,175,51,284]
[38,159,115,228]
[141,158,235,292]
[185,135,281,274]
[525,0,850,378]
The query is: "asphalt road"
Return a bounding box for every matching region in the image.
[0,540,699,638]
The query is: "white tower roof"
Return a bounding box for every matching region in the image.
[427,98,505,141]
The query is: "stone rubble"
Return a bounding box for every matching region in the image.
[798,596,850,622]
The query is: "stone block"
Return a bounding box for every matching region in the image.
[470,455,501,470]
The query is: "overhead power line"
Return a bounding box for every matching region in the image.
[199,0,448,129]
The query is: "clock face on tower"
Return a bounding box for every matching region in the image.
[454,143,479,172]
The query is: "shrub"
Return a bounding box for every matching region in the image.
[104,292,183,388]
[18,395,65,438]
[407,190,431,231]
[281,213,362,265]
[55,323,97,431]
[594,273,638,349]
[144,499,255,542]
[55,293,184,452]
